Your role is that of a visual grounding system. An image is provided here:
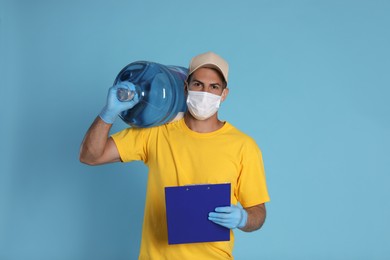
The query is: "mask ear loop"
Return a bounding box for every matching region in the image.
[184,81,190,94]
[220,88,228,102]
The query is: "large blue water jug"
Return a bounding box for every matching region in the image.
[113,61,188,127]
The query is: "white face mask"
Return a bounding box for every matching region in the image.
[186,91,222,120]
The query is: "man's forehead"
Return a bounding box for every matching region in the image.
[190,68,224,84]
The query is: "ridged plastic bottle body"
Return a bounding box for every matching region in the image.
[113,61,188,128]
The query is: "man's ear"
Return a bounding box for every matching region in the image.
[221,88,229,102]
[184,81,189,94]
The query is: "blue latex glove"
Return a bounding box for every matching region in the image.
[208,204,248,229]
[99,82,139,124]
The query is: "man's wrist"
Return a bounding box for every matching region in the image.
[99,106,117,124]
[238,208,248,229]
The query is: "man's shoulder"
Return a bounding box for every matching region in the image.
[224,122,260,146]
[224,122,251,137]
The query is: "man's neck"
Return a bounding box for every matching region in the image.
[184,113,225,133]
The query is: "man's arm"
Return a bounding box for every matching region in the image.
[240,203,266,232]
[79,116,121,165]
[80,82,140,165]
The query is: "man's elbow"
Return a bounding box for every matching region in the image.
[79,152,100,166]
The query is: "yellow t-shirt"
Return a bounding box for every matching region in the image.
[112,118,270,260]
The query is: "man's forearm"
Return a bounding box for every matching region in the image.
[79,116,113,165]
[240,204,266,232]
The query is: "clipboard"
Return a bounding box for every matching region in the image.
[165,183,231,245]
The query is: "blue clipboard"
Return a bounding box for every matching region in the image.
[165,183,231,245]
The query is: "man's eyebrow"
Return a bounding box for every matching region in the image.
[191,79,204,85]
[192,79,221,86]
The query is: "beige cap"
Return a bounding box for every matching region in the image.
[188,52,229,83]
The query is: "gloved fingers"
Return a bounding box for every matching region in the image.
[208,212,233,220]
[114,81,136,91]
[100,82,139,124]
[209,204,246,229]
[209,211,240,224]
[208,216,237,229]
[214,206,234,213]
[208,215,236,223]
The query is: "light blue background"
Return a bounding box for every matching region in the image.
[1,0,389,259]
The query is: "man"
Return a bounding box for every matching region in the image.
[80,52,270,259]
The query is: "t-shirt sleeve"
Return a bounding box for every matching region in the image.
[236,138,270,207]
[111,127,149,163]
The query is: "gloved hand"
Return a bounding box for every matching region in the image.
[99,82,140,124]
[208,204,248,229]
